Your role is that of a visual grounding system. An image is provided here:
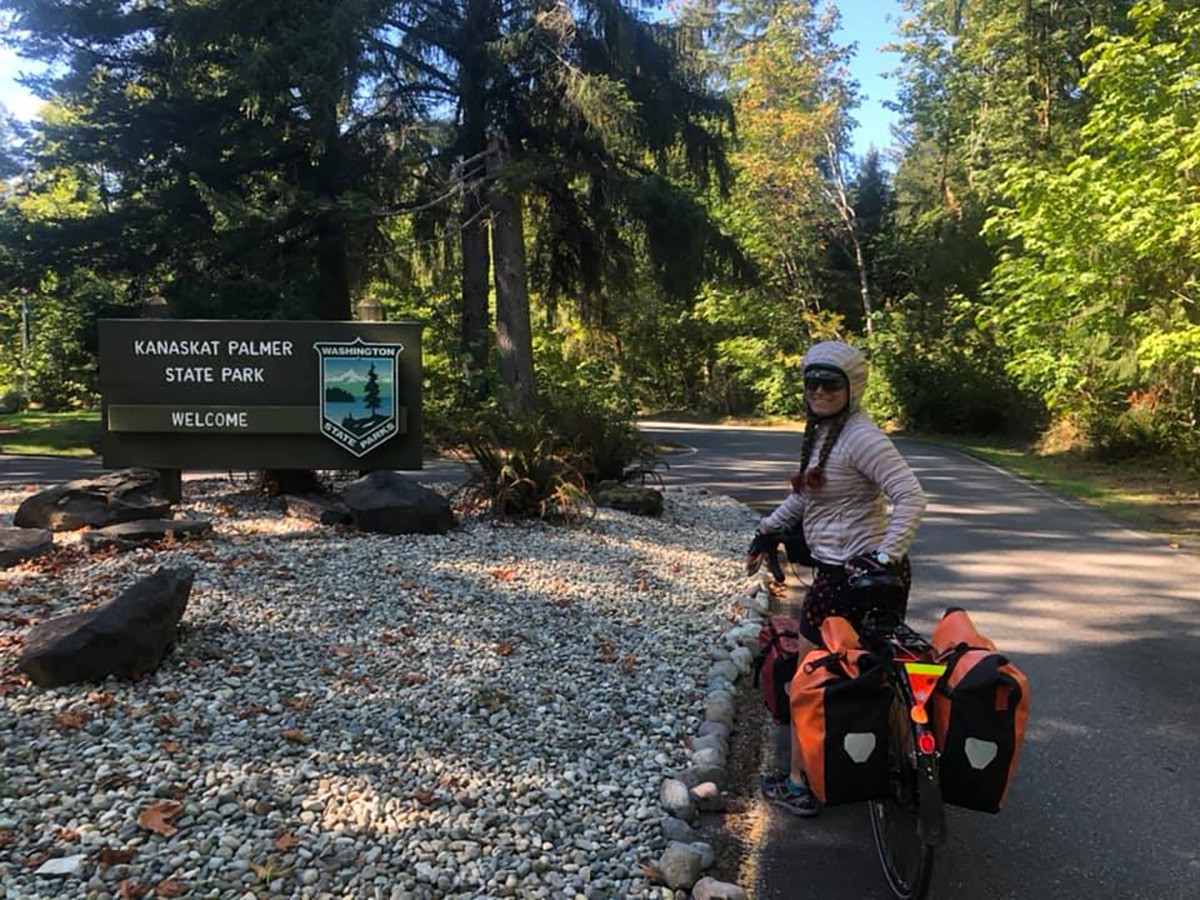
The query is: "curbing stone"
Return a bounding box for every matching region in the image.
[659,778,695,822]
[692,877,749,900]
[657,842,705,890]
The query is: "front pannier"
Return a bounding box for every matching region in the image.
[930,608,1031,813]
[789,617,891,806]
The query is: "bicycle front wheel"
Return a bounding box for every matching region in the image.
[869,690,935,900]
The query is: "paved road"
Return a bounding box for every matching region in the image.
[640,422,1200,900]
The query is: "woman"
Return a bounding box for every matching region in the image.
[757,340,926,816]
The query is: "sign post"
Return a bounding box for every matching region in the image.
[99,320,422,470]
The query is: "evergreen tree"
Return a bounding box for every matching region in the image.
[362,363,382,417]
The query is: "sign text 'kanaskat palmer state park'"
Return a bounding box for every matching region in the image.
[99,320,423,469]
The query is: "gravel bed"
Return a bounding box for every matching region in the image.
[0,478,758,900]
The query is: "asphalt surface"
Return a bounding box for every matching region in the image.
[640,422,1200,900]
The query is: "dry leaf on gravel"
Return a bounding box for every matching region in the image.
[283,697,314,711]
[273,832,300,852]
[119,879,148,899]
[401,672,427,686]
[620,654,637,674]
[0,829,14,847]
[161,689,184,702]
[597,638,617,662]
[154,878,186,897]
[493,642,515,657]
[22,852,50,869]
[639,862,663,883]
[88,690,116,709]
[55,711,90,730]
[398,625,416,637]
[380,632,398,645]
[154,714,180,732]
[138,801,183,838]
[490,567,516,581]
[57,827,79,841]
[161,740,183,754]
[413,788,436,806]
[280,729,312,745]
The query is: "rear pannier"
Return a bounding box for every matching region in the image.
[789,616,891,806]
[753,616,802,724]
[930,608,1031,813]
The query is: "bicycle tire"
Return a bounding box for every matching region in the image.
[869,686,935,900]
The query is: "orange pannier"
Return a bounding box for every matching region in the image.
[930,608,1031,813]
[789,616,891,806]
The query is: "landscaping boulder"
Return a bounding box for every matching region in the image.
[339,471,454,535]
[0,526,53,568]
[656,841,706,890]
[14,469,172,532]
[283,494,353,527]
[18,567,195,686]
[593,484,663,518]
[83,518,212,552]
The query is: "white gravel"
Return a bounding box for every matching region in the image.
[0,478,759,900]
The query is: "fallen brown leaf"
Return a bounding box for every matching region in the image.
[380,632,398,645]
[154,714,180,732]
[273,831,300,851]
[620,654,637,674]
[597,638,617,662]
[493,642,515,657]
[0,829,14,847]
[280,729,312,745]
[96,773,132,790]
[161,690,184,702]
[639,862,663,883]
[401,672,427,686]
[88,690,116,709]
[238,704,268,719]
[22,852,50,869]
[54,711,90,730]
[284,696,315,711]
[399,579,419,590]
[413,788,436,806]
[634,578,648,591]
[490,567,516,581]
[419,588,436,602]
[119,879,148,899]
[161,740,183,754]
[398,625,416,637]
[154,878,186,898]
[138,801,183,838]
[57,827,79,841]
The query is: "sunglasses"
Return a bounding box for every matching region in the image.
[804,375,846,392]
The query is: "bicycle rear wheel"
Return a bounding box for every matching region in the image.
[869,689,935,900]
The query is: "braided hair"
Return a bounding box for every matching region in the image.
[789,407,852,493]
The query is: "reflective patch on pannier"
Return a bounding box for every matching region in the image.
[964,737,999,770]
[843,732,877,764]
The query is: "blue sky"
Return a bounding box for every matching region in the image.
[0,0,905,157]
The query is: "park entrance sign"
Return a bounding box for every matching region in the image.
[100,320,422,469]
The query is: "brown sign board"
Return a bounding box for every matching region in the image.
[99,320,423,469]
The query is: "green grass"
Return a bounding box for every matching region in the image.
[0,410,100,457]
[912,433,1200,551]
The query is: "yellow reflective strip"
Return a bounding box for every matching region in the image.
[904,662,947,676]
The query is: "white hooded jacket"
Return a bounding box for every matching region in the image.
[759,341,926,564]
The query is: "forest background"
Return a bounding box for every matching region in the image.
[1,0,1198,476]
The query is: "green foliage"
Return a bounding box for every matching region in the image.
[981,0,1200,462]
[867,301,1041,436]
[462,413,592,523]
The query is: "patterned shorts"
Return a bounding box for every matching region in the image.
[799,557,913,646]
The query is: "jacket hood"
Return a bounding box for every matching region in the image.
[803,341,868,414]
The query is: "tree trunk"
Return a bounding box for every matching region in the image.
[486,132,536,414]
[822,131,874,333]
[457,0,492,385]
[315,119,351,320]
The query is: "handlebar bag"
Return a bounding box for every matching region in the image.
[930,607,1031,813]
[753,616,802,724]
[789,616,891,805]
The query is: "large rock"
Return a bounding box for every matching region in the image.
[656,841,706,890]
[339,471,455,535]
[18,567,195,686]
[593,485,663,518]
[83,518,212,552]
[14,469,172,532]
[693,877,748,900]
[0,526,53,568]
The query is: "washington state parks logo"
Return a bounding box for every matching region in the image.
[314,338,404,456]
